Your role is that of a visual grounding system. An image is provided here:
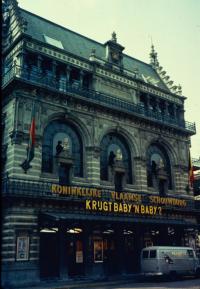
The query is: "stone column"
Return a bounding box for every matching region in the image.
[65,65,71,86]
[14,50,26,77]
[155,98,161,119]
[37,55,43,73]
[80,70,84,88]
[179,106,185,124]
[155,98,159,112]
[82,224,92,277]
[134,224,144,272]
[58,225,68,279]
[115,226,125,275]
[164,101,169,120]
[85,146,101,186]
[146,94,150,110]
[173,103,177,121]
[52,60,57,87]
[52,60,57,77]
[134,156,148,192]
[15,50,26,68]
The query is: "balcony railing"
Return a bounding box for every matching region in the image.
[2,177,199,211]
[2,65,196,134]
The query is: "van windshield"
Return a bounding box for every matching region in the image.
[149,250,156,258]
[187,250,194,258]
[142,251,149,259]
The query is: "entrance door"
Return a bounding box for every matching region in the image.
[40,232,59,278]
[67,236,84,277]
[104,237,119,275]
[124,234,137,273]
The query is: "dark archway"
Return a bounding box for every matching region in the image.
[42,120,83,177]
[147,143,172,195]
[100,133,132,185]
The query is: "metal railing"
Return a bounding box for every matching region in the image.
[2,65,196,134]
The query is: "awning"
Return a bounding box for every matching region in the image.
[39,212,198,227]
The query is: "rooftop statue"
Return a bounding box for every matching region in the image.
[56,141,63,155]
[111,31,117,42]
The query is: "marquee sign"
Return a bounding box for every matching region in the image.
[51,184,188,216]
[85,200,162,215]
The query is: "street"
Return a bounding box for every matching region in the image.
[91,277,200,289]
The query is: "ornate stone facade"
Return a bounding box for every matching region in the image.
[1,1,199,288]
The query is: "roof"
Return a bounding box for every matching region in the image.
[20,8,170,92]
[40,212,194,226]
[142,246,194,250]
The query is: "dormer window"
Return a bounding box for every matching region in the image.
[111,51,120,64]
[44,35,64,49]
[104,32,124,68]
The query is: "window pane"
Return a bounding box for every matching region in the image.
[142,251,149,259]
[187,250,194,258]
[150,250,156,258]
[44,35,64,49]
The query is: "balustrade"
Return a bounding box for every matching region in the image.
[2,64,196,134]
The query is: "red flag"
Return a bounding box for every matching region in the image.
[21,101,36,172]
[188,150,194,187]
[27,114,35,163]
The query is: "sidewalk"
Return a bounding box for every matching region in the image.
[15,275,140,289]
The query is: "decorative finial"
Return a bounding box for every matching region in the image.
[150,44,159,68]
[157,66,163,71]
[177,84,182,95]
[160,70,166,76]
[167,80,174,86]
[111,31,117,42]
[133,67,139,78]
[89,48,96,62]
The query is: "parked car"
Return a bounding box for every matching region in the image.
[140,246,200,278]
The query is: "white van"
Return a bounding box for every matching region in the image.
[140,246,200,278]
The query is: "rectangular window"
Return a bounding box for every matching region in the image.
[94,239,103,263]
[16,235,29,261]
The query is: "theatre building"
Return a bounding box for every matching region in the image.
[1,0,200,287]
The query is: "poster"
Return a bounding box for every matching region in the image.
[16,236,29,261]
[76,240,83,263]
[94,239,103,263]
[76,251,83,263]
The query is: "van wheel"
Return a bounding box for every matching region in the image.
[169,271,177,281]
[196,268,200,278]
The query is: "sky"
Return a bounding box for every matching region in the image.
[17,0,200,158]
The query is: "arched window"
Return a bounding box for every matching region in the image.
[100,133,132,184]
[42,120,83,177]
[147,144,172,195]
